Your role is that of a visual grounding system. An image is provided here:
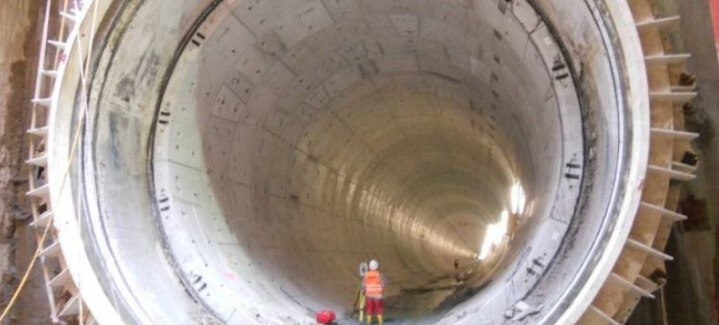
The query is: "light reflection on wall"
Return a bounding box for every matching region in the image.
[477,181,526,261]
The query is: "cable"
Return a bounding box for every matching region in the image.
[0,0,97,319]
[0,99,87,321]
[72,0,99,322]
[0,76,89,320]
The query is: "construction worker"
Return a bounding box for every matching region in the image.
[363,259,386,325]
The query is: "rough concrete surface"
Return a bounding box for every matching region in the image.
[0,1,50,324]
[675,0,719,323]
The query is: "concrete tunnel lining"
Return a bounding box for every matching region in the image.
[45,0,649,324]
[148,0,584,321]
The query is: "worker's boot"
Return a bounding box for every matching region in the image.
[378,315,384,325]
[366,315,373,325]
[358,311,364,322]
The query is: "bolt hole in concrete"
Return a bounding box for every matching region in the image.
[79,0,637,324]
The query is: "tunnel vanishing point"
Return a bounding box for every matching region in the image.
[25,0,700,324]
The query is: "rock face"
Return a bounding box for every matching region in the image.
[0,1,49,324]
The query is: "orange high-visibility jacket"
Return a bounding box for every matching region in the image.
[363,270,386,299]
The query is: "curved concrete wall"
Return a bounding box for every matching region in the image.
[47,0,648,324]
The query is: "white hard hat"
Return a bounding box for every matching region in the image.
[369,259,379,270]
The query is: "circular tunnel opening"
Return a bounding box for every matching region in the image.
[148,1,581,322]
[72,0,641,323]
[200,73,531,320]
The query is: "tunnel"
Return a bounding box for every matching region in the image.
[35,0,692,324]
